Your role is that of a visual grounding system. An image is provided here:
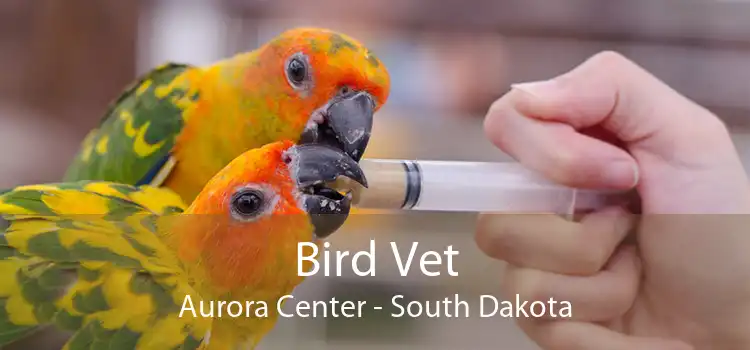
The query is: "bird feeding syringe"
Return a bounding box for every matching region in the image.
[332,159,636,214]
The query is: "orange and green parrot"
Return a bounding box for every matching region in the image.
[0,141,367,349]
[63,27,389,204]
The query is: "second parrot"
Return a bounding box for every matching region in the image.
[0,141,367,349]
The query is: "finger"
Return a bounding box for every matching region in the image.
[510,51,724,153]
[503,245,640,322]
[483,51,734,190]
[476,206,634,275]
[518,320,693,350]
[484,95,639,190]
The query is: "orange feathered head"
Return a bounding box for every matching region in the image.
[231,27,391,162]
[264,28,389,105]
[180,141,367,291]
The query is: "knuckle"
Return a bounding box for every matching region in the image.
[474,219,494,256]
[474,214,501,257]
[503,267,545,302]
[574,245,611,275]
[483,99,511,149]
[606,292,634,318]
[545,147,585,183]
[570,214,626,275]
[548,147,578,169]
[700,112,731,138]
[475,214,522,262]
[486,97,506,116]
[588,50,633,70]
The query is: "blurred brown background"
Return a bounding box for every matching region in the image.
[3,0,750,349]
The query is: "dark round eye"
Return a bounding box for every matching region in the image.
[231,189,265,219]
[286,57,308,85]
[338,85,353,97]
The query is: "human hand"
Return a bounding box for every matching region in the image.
[476,51,750,350]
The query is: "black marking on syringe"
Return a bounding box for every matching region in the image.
[402,160,422,209]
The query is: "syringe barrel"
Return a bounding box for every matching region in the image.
[339,159,634,213]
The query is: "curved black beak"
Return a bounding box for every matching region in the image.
[284,144,368,239]
[299,91,375,162]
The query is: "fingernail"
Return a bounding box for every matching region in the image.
[510,79,559,98]
[605,159,640,189]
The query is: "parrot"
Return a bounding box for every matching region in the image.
[0,141,367,349]
[63,27,389,204]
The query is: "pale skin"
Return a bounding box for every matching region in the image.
[475,51,750,350]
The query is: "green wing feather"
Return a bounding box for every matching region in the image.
[0,181,210,349]
[63,63,196,187]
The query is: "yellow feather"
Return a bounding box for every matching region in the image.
[56,227,141,260]
[97,269,154,331]
[128,186,185,213]
[0,260,37,326]
[133,121,167,157]
[95,135,109,155]
[4,221,59,251]
[118,109,167,157]
[12,184,63,193]
[41,189,112,215]
[0,260,23,296]
[81,182,131,201]
[136,79,153,96]
[55,281,91,317]
[79,131,96,163]
[6,295,36,326]
[0,202,33,215]
[138,313,198,349]
[120,110,137,137]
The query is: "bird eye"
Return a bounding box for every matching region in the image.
[285,54,310,88]
[231,188,265,220]
[337,85,353,97]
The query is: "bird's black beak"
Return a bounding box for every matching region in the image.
[285,144,368,239]
[299,91,375,162]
